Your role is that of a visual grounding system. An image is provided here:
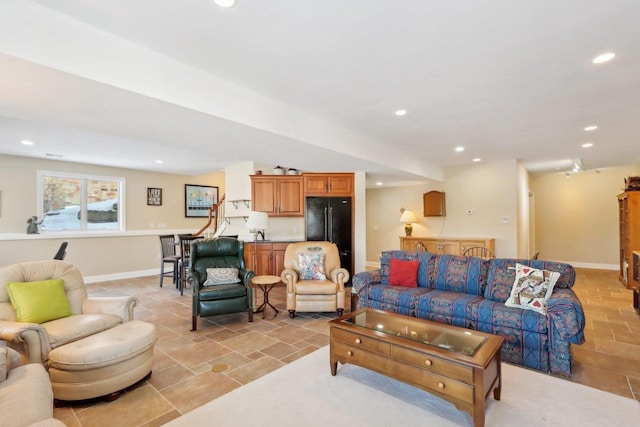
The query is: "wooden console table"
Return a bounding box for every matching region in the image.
[400,236,495,256]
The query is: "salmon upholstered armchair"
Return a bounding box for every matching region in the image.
[281,241,350,318]
[0,260,137,364]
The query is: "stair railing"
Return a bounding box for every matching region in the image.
[194,194,226,237]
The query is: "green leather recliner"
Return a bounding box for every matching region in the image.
[188,237,254,331]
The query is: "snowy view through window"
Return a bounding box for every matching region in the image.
[41,174,122,231]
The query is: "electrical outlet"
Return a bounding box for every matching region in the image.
[292,226,298,233]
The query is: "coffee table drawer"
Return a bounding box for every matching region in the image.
[332,341,473,404]
[391,346,473,383]
[393,362,474,404]
[331,329,391,356]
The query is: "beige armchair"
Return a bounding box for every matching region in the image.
[0,343,65,427]
[0,260,137,364]
[281,241,349,318]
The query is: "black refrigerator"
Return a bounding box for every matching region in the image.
[305,197,352,280]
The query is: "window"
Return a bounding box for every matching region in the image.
[38,171,125,232]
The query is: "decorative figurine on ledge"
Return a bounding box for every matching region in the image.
[26,216,43,234]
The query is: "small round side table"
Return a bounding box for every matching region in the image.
[251,275,281,319]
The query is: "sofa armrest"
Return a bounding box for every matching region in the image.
[329,268,350,287]
[546,287,586,348]
[82,296,138,322]
[0,321,51,363]
[281,269,298,293]
[352,269,382,294]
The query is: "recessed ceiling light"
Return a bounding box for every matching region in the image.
[375,182,383,186]
[581,143,594,148]
[584,125,598,131]
[214,0,236,8]
[472,158,481,162]
[21,140,34,146]
[394,109,407,116]
[155,160,164,164]
[592,52,615,64]
[454,146,465,152]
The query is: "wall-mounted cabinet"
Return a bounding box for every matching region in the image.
[400,237,495,256]
[251,175,304,217]
[303,173,354,196]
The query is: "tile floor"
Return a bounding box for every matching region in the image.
[51,267,640,426]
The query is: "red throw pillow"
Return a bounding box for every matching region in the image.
[389,258,419,287]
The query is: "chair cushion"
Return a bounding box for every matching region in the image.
[6,279,72,323]
[198,284,247,301]
[203,268,240,286]
[294,280,337,294]
[43,314,122,348]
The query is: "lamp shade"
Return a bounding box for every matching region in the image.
[246,211,269,231]
[399,210,418,224]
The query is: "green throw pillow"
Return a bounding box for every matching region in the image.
[6,279,72,323]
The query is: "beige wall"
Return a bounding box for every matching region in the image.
[366,160,519,262]
[530,165,636,268]
[516,162,531,258]
[0,154,224,279]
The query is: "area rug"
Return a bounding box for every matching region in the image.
[164,346,639,426]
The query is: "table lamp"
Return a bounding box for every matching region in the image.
[399,209,418,236]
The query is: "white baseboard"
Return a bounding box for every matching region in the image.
[84,269,159,284]
[560,262,617,271]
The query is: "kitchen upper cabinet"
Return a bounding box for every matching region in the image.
[251,175,304,217]
[303,173,354,196]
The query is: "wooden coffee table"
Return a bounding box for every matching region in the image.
[329,308,504,427]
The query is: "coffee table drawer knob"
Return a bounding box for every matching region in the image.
[437,382,445,389]
[347,351,353,356]
[425,359,432,366]
[355,338,361,344]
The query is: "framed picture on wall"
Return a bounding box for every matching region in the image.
[147,188,162,206]
[185,184,218,217]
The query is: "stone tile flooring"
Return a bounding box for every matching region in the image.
[51,268,640,426]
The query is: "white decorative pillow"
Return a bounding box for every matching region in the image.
[203,268,241,287]
[505,263,560,315]
[298,251,327,280]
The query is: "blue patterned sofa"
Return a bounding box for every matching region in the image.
[352,250,586,376]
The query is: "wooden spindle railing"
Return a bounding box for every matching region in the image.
[194,194,226,237]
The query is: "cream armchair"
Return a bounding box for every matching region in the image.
[281,241,350,318]
[0,260,137,364]
[0,343,65,427]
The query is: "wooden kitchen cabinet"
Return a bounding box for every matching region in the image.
[303,173,354,196]
[251,175,304,217]
[400,237,495,256]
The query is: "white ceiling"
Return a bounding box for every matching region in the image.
[1,0,639,187]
